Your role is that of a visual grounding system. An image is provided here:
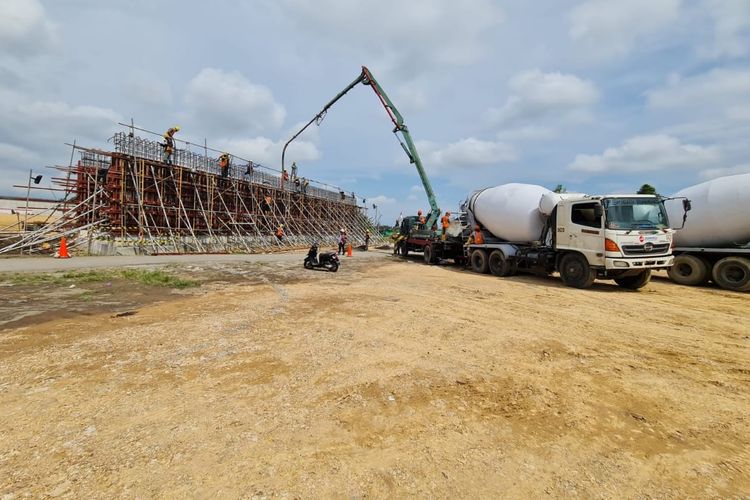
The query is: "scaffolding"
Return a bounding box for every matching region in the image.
[0,127,382,256]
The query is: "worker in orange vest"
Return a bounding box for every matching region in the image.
[418,209,426,226]
[275,224,284,240]
[473,225,485,245]
[441,211,451,241]
[218,152,230,178]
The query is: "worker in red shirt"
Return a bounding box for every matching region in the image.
[441,211,451,240]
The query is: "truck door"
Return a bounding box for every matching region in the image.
[558,201,605,266]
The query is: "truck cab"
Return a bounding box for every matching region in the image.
[553,195,674,286]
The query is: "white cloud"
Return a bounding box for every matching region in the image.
[369,195,396,206]
[184,68,286,136]
[569,134,720,173]
[0,88,121,148]
[699,163,750,179]
[486,70,599,127]
[124,71,173,108]
[0,142,38,163]
[647,68,750,122]
[213,136,320,169]
[279,0,504,74]
[418,138,517,173]
[699,0,750,59]
[0,0,58,57]
[569,0,681,58]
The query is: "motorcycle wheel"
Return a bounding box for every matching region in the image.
[304,259,313,269]
[329,262,339,272]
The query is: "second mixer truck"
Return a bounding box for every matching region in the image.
[456,183,684,289]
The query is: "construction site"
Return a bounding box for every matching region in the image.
[1,41,749,500]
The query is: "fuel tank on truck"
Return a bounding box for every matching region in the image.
[467,183,551,242]
[665,173,750,247]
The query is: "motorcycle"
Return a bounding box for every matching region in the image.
[304,243,340,272]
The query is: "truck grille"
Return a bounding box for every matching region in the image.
[621,243,670,256]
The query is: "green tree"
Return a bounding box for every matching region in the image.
[637,184,657,195]
[553,184,567,193]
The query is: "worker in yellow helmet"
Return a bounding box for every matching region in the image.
[162,126,180,166]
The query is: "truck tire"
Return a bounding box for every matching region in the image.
[559,253,596,289]
[668,254,710,286]
[423,244,435,265]
[614,270,651,290]
[489,250,512,277]
[711,256,750,292]
[470,249,489,274]
[400,244,409,257]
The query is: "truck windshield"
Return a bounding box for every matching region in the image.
[603,198,669,230]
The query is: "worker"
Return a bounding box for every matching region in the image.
[218,153,230,178]
[365,229,371,251]
[162,126,180,166]
[418,209,426,226]
[338,229,347,255]
[473,225,485,245]
[275,224,284,240]
[244,161,254,177]
[441,211,451,241]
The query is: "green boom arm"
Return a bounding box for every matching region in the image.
[281,66,441,229]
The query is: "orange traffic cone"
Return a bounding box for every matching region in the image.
[58,237,70,259]
[346,243,353,257]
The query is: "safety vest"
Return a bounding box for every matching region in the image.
[441,215,450,229]
[276,227,284,237]
[474,229,485,245]
[419,216,426,225]
[219,155,229,169]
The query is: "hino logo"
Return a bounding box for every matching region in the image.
[643,242,654,252]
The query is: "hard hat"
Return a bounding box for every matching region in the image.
[174,126,181,131]
[280,224,284,228]
[340,228,345,232]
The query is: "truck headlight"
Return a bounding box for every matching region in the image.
[613,260,629,268]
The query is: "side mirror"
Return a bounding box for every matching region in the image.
[683,199,692,212]
[594,204,604,218]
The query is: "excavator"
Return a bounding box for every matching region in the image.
[281,66,464,262]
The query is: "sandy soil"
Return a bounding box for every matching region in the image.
[1,253,749,498]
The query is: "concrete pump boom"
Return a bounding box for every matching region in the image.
[281,66,441,229]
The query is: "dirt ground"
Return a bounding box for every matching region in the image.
[1,252,749,498]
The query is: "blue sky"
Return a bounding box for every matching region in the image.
[1,0,748,225]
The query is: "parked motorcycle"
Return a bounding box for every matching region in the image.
[304,243,340,272]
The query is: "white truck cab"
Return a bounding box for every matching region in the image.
[554,194,674,272]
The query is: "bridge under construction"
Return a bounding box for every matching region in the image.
[0,126,378,256]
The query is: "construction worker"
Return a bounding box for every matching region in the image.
[365,229,371,251]
[441,211,451,241]
[473,225,485,245]
[276,224,284,240]
[218,153,230,178]
[338,229,347,255]
[418,209,426,226]
[162,126,180,166]
[244,161,254,177]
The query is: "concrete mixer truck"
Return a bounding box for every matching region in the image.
[458,184,682,289]
[665,174,750,292]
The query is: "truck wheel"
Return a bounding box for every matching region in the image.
[400,244,409,257]
[489,250,512,277]
[668,254,709,286]
[423,245,435,265]
[559,253,596,289]
[711,257,750,292]
[470,249,489,274]
[614,270,651,290]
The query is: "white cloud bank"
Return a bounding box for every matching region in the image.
[569,0,681,58]
[568,134,720,173]
[487,70,599,127]
[0,0,58,57]
[184,68,286,136]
